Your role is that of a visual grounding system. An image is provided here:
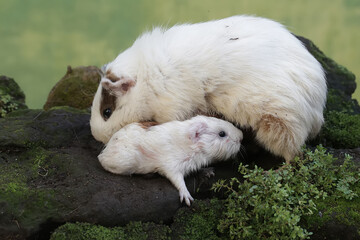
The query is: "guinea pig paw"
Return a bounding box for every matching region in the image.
[180,190,194,206]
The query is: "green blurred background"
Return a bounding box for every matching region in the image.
[0,0,359,108]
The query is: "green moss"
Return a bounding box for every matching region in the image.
[171,199,226,240]
[326,89,357,113]
[321,111,360,148]
[50,221,171,240]
[50,222,126,240]
[304,184,360,240]
[0,147,65,231]
[316,88,360,149]
[306,186,360,229]
[0,163,58,230]
[304,38,355,83]
[124,222,171,240]
[26,146,53,177]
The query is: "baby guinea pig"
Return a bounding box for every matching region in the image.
[90,15,327,164]
[98,115,243,206]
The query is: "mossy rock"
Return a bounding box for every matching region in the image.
[0,75,27,117]
[304,185,360,240]
[170,199,226,240]
[319,111,360,148]
[0,108,184,239]
[298,36,359,113]
[49,200,225,240]
[50,221,171,240]
[298,35,360,115]
[0,107,91,149]
[43,66,101,110]
[297,37,360,149]
[0,147,68,238]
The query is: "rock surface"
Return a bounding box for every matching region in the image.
[43,66,101,110]
[0,108,233,239]
[0,108,172,238]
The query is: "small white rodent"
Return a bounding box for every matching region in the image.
[98,115,243,206]
[90,15,327,164]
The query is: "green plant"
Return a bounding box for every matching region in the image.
[171,199,225,240]
[50,222,126,240]
[213,145,359,240]
[50,221,171,240]
[0,90,20,117]
[321,110,360,148]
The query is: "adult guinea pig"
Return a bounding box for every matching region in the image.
[98,115,243,206]
[91,15,327,164]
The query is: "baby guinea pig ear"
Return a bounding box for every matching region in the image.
[188,121,208,143]
[101,76,136,96]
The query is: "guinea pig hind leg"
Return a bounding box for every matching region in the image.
[255,114,302,165]
[164,172,194,206]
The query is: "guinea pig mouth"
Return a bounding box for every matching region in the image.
[230,142,242,155]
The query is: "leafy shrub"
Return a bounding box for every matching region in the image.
[213,145,359,240]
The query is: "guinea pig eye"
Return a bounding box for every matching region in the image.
[218,131,226,137]
[103,108,112,119]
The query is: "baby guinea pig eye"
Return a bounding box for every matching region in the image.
[218,131,226,137]
[103,108,112,120]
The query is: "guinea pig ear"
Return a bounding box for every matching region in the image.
[101,77,136,96]
[188,122,208,143]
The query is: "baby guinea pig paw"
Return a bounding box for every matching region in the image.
[179,189,194,206]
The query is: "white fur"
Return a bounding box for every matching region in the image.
[98,116,243,206]
[91,15,327,162]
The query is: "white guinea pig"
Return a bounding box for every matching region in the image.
[90,15,327,164]
[98,115,243,206]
